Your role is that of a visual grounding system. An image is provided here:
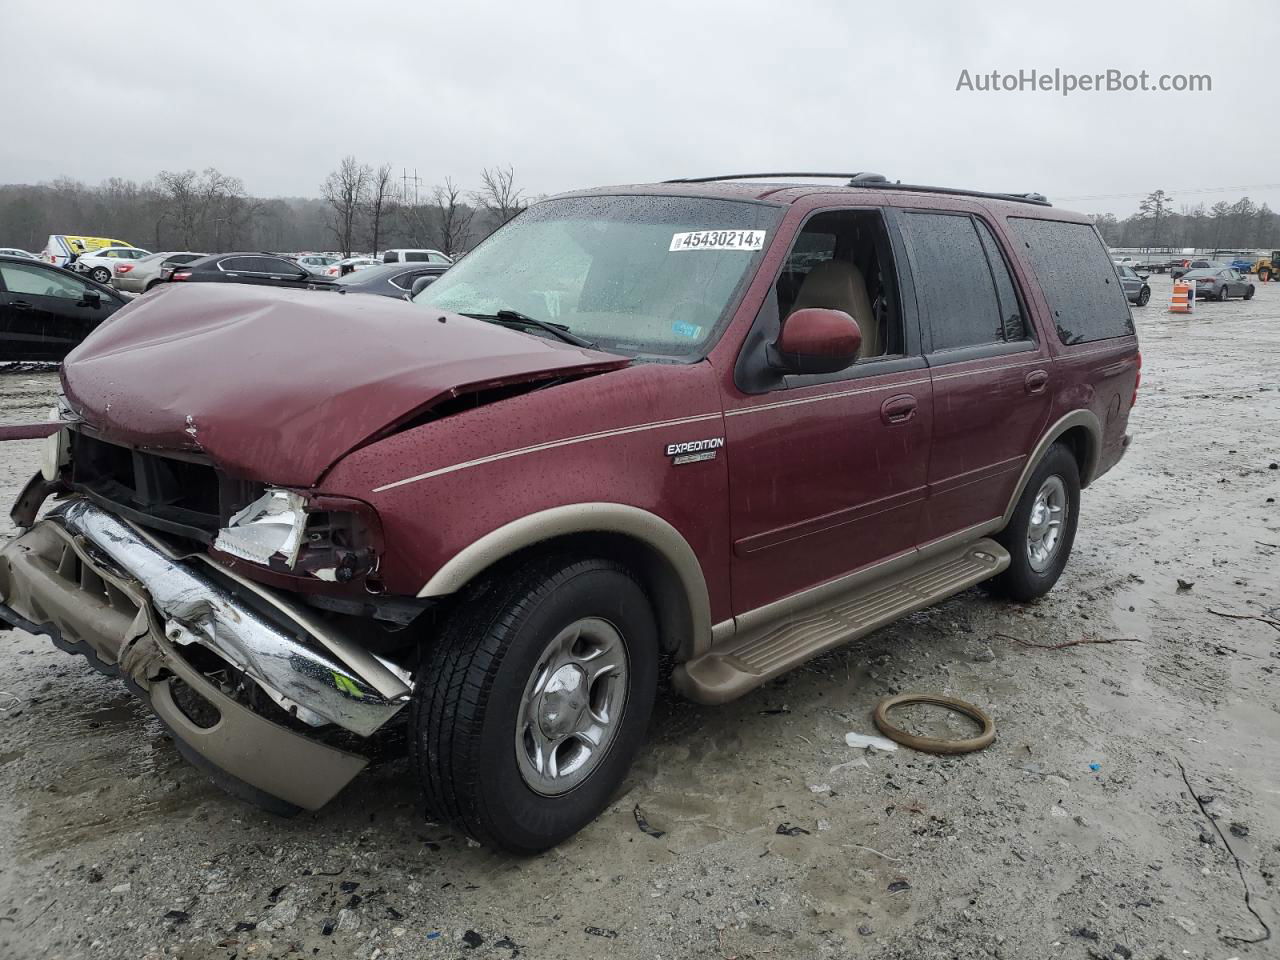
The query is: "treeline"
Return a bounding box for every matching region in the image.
[0,159,531,257]
[1092,190,1278,251]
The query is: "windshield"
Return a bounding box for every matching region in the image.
[414,194,780,358]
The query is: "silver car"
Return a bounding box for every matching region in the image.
[112,251,206,293]
[1115,264,1151,306]
[295,254,340,276]
[1181,267,1256,302]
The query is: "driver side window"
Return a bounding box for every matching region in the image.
[0,262,91,300]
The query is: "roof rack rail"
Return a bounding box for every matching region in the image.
[664,173,1051,207]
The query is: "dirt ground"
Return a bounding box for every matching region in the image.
[0,273,1276,960]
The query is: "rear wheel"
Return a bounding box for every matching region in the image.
[410,555,658,853]
[1244,285,1255,300]
[990,443,1081,602]
[1260,267,1272,283]
[90,266,110,284]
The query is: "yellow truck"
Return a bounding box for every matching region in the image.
[41,234,135,268]
[1257,252,1278,282]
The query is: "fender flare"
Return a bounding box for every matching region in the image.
[417,503,712,659]
[1001,409,1102,526]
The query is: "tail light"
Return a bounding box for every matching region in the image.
[116,263,133,274]
[171,269,192,281]
[1131,351,1141,407]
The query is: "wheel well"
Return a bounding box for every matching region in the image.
[456,531,693,657]
[1054,425,1095,487]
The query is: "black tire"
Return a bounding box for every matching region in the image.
[1136,286,1150,306]
[989,443,1081,602]
[145,279,160,291]
[90,266,110,284]
[410,555,658,853]
[1260,268,1271,283]
[1217,285,1229,302]
[1244,285,1255,300]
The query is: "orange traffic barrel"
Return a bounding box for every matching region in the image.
[1169,280,1194,314]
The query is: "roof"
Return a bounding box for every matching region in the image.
[551,174,1087,221]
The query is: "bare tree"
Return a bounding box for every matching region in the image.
[156,170,201,248]
[321,156,371,256]
[365,163,396,256]
[475,165,526,232]
[432,177,474,256]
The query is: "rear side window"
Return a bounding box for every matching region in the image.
[403,251,430,262]
[902,212,1003,351]
[1010,218,1133,344]
[974,219,1026,342]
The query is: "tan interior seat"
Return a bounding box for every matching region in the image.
[789,260,879,358]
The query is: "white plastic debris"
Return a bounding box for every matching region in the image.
[844,732,899,753]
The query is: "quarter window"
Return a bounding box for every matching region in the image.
[974,219,1027,342]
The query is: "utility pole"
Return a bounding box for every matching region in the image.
[401,168,422,206]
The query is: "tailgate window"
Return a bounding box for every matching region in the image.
[1009,218,1134,344]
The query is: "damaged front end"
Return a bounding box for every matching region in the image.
[0,497,411,814]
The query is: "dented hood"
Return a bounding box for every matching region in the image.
[61,284,629,486]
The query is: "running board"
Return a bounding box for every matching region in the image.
[673,539,1009,704]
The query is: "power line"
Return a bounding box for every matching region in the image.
[1057,183,1280,202]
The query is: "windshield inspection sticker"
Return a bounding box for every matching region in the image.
[671,321,703,339]
[669,229,766,252]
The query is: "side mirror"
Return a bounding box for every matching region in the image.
[81,289,102,308]
[769,307,862,375]
[1137,274,1150,282]
[409,275,436,298]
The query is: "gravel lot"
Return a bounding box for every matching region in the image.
[0,273,1277,960]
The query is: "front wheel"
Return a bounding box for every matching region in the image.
[1244,286,1255,300]
[989,443,1081,602]
[1260,268,1272,283]
[1136,286,1151,306]
[410,556,658,853]
[90,266,111,284]
[1217,285,1230,301]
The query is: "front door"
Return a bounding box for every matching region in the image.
[724,207,933,613]
[0,261,104,360]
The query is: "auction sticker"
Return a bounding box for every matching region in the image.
[669,229,766,252]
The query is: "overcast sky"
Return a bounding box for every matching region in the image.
[2,0,1278,218]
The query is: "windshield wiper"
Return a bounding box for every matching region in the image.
[462,309,597,349]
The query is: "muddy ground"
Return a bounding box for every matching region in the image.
[0,273,1276,960]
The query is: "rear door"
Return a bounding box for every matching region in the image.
[898,210,1053,542]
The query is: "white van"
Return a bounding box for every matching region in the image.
[381,248,453,265]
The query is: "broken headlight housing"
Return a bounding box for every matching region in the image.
[213,489,381,583]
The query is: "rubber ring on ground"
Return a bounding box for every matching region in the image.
[873,693,996,754]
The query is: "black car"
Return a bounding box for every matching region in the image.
[335,262,449,299]
[0,255,127,361]
[169,253,335,289]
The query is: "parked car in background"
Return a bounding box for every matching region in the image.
[295,254,340,276]
[0,248,37,260]
[326,257,381,277]
[41,235,135,269]
[335,262,449,299]
[73,247,152,285]
[170,253,336,289]
[1228,257,1256,273]
[112,252,206,293]
[1116,264,1151,306]
[382,248,453,264]
[0,254,127,360]
[1181,267,1255,301]
[1170,258,1222,279]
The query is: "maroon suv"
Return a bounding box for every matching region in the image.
[0,173,1139,852]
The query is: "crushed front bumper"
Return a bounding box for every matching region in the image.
[0,499,411,813]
